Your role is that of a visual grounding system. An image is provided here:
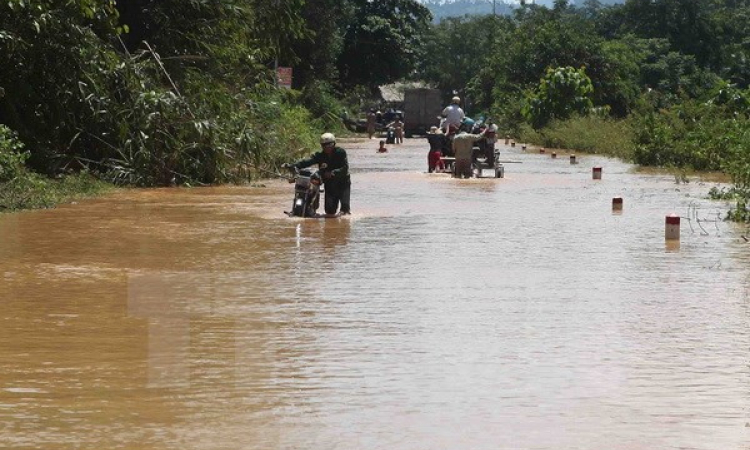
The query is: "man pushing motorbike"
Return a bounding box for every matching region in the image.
[283,132,351,216]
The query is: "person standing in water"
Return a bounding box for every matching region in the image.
[284,132,351,215]
[426,126,445,173]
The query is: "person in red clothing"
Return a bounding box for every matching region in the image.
[426,126,445,173]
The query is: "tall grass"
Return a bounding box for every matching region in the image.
[519,115,635,161]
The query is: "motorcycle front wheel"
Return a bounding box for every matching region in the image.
[292,194,306,217]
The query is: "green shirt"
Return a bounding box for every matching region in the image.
[453,131,486,160]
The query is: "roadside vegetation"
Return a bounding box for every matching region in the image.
[1,0,750,220]
[0,125,109,211]
[519,116,635,161]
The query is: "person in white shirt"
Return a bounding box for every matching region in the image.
[441,96,465,133]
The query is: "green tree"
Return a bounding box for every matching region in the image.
[337,0,432,90]
[289,0,355,89]
[506,5,604,87]
[708,1,750,87]
[0,0,121,172]
[599,36,720,114]
[115,0,308,85]
[417,15,512,110]
[596,37,645,116]
[608,0,718,68]
[523,66,594,128]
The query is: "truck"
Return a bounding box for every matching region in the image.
[403,88,442,137]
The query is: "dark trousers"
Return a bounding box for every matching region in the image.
[454,158,472,178]
[325,182,351,214]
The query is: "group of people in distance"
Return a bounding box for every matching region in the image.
[367,108,404,145]
[426,96,498,177]
[369,108,404,154]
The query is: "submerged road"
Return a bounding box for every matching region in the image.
[0,137,748,449]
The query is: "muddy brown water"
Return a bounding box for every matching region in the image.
[1,138,749,450]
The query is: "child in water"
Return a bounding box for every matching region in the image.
[377,140,388,153]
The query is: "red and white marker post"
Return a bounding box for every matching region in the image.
[665,214,680,240]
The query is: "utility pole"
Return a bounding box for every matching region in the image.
[493,0,496,16]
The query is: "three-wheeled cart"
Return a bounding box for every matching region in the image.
[438,150,504,178]
[473,150,504,178]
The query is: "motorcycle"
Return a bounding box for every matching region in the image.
[284,164,326,217]
[385,127,396,144]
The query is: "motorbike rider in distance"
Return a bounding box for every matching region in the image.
[426,126,445,173]
[283,132,351,216]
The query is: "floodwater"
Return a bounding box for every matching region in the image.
[1,137,749,450]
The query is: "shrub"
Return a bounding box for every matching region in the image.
[299,80,346,129]
[0,170,109,212]
[0,125,29,182]
[631,100,748,171]
[231,91,319,180]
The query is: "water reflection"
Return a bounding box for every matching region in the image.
[321,218,351,252]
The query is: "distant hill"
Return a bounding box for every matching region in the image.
[419,0,625,22]
[421,0,513,20]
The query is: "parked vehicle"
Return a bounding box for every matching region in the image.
[380,108,404,126]
[342,114,389,133]
[403,88,442,137]
[284,164,325,217]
